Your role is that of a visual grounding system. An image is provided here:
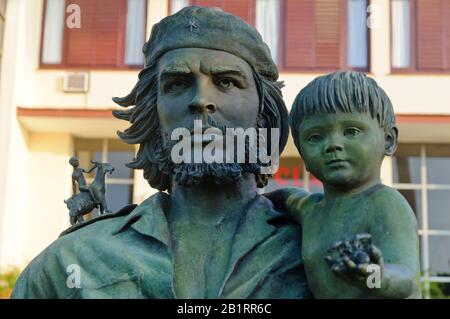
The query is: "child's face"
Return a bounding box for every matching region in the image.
[297,112,386,191]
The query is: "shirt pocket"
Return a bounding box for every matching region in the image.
[70,273,143,299]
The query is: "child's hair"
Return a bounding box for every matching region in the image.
[69,156,79,167]
[289,71,395,151]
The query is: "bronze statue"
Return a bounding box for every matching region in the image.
[11,7,309,299]
[68,156,95,195]
[267,71,421,298]
[65,158,115,225]
[11,7,420,300]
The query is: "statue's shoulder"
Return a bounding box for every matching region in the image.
[59,204,138,237]
[365,184,416,224]
[361,184,412,213]
[59,191,169,238]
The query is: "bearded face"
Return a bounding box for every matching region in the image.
[113,48,287,192]
[152,114,264,188]
[153,48,261,188]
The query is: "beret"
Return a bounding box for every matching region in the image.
[142,6,288,157]
[143,6,278,82]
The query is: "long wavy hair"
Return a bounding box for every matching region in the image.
[113,59,287,192]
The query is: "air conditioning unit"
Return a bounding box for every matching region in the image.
[63,72,89,93]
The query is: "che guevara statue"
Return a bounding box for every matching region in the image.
[12,6,311,298]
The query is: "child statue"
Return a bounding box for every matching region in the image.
[69,156,95,195]
[267,71,421,298]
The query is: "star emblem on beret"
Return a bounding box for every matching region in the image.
[186,18,199,33]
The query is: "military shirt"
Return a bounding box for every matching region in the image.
[12,192,311,299]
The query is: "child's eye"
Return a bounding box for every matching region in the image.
[307,133,323,143]
[343,127,361,137]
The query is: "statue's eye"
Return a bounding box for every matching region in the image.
[216,78,235,89]
[343,127,361,137]
[307,133,323,144]
[164,80,188,93]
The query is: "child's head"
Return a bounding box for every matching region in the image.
[289,71,398,190]
[69,156,79,168]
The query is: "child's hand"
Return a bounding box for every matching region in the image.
[325,233,385,287]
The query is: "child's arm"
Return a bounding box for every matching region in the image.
[264,187,310,222]
[84,166,96,174]
[368,190,420,298]
[325,189,420,298]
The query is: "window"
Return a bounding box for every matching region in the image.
[74,138,135,218]
[391,0,450,72]
[392,144,450,298]
[264,157,323,194]
[41,0,147,68]
[282,0,369,71]
[171,0,369,71]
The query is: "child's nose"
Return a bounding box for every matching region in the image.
[324,137,344,153]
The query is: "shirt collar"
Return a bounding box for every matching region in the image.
[113,191,288,258]
[113,192,172,248]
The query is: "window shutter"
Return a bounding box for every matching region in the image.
[64,0,126,67]
[284,0,314,68]
[416,0,444,70]
[444,0,450,69]
[314,0,342,68]
[191,0,255,26]
[284,0,343,69]
[222,0,255,26]
[192,0,222,8]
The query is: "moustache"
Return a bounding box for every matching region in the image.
[188,117,228,136]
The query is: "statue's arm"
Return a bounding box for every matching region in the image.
[324,189,420,298]
[369,192,421,298]
[264,187,310,222]
[84,166,96,174]
[11,249,57,299]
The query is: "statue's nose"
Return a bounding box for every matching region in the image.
[188,97,216,114]
[188,81,217,114]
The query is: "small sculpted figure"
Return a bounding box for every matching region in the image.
[267,71,421,298]
[69,156,95,196]
[65,158,115,225]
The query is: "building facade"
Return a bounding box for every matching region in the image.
[0,0,449,298]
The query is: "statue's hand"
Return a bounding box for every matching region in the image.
[325,233,384,287]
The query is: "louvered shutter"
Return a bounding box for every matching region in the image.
[284,0,343,69]
[191,0,255,26]
[416,0,444,70]
[314,0,342,68]
[284,0,314,68]
[446,1,450,69]
[64,0,126,67]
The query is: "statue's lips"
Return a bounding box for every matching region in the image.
[326,159,348,167]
